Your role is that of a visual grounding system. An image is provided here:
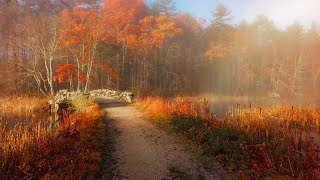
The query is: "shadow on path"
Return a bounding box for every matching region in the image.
[95,97,129,108]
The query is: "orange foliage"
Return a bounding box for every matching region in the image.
[58,4,123,85]
[139,15,183,48]
[61,5,103,48]
[56,1,184,88]
[138,97,214,121]
[53,64,78,83]
[103,0,145,43]
[54,62,122,84]
[206,30,248,59]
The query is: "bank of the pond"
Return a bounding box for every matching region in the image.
[137,97,320,179]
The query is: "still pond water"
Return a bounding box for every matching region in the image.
[206,96,318,118]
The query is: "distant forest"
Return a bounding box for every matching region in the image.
[0,0,319,97]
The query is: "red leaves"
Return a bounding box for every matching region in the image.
[61,5,102,48]
[103,0,183,49]
[245,143,272,170]
[103,0,145,43]
[54,62,123,84]
[198,135,205,143]
[59,4,123,85]
[103,0,145,28]
[54,64,77,83]
[54,64,87,83]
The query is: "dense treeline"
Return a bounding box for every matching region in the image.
[0,0,319,97]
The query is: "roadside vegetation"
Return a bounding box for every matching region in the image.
[138,97,320,179]
[0,96,106,179]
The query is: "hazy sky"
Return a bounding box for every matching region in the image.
[154,0,320,28]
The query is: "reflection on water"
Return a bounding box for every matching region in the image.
[207,96,318,118]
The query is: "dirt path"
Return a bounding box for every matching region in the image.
[96,97,225,180]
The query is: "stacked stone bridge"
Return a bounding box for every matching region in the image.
[48,89,134,119]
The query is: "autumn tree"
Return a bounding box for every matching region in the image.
[54,64,79,90]
[103,0,145,89]
[60,5,105,92]
[137,14,183,91]
[24,15,62,95]
[0,2,67,96]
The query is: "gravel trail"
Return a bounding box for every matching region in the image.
[96,97,225,180]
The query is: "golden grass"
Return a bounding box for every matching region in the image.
[234,105,320,178]
[137,96,213,119]
[0,96,105,179]
[0,96,48,129]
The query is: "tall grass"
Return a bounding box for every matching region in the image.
[0,96,48,130]
[138,97,320,179]
[0,96,106,179]
[234,105,320,178]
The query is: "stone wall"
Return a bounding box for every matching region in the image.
[89,89,134,103]
[48,89,134,119]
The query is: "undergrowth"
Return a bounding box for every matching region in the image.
[0,96,106,179]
